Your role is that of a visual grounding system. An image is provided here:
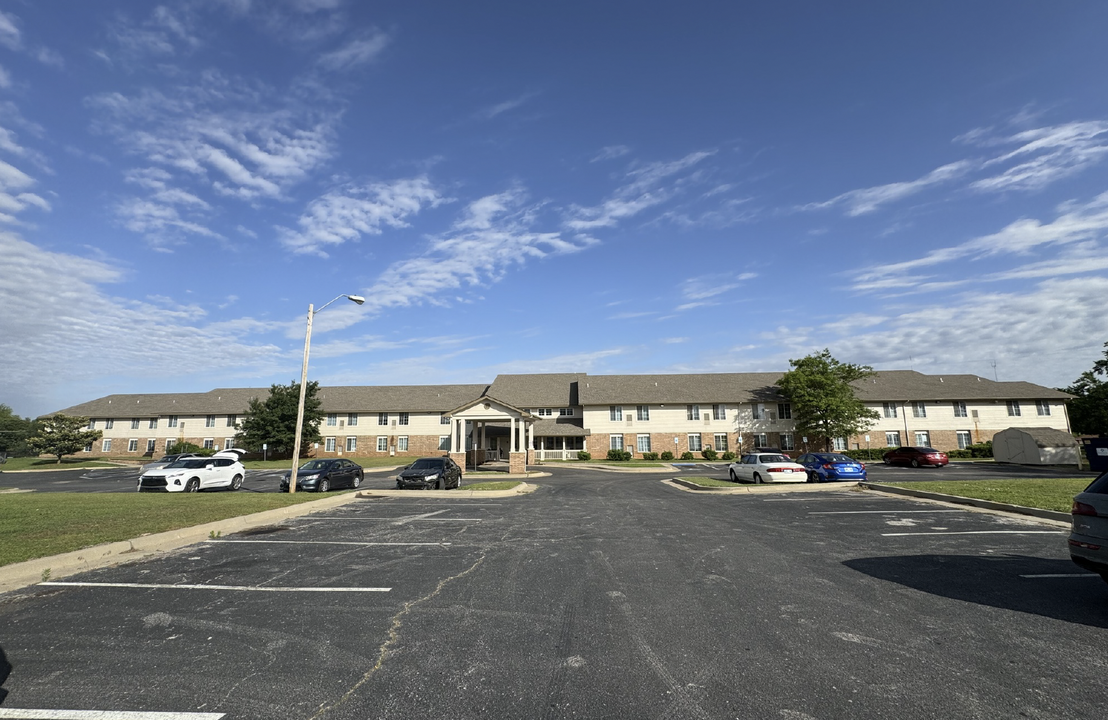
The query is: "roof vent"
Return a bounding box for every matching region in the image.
[655,382,658,386]
[939,377,943,382]
[108,399,112,403]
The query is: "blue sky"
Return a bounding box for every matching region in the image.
[4,1,1108,418]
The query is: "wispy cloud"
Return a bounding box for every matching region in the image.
[476,92,538,120]
[0,11,21,51]
[968,120,1108,193]
[591,145,631,162]
[673,271,756,311]
[317,29,390,71]
[803,160,976,217]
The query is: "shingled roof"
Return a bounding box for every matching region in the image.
[850,371,1071,402]
[577,373,787,405]
[51,388,269,418]
[487,373,584,407]
[315,384,489,412]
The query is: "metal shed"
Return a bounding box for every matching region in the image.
[992,427,1079,466]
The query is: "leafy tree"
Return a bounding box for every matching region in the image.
[1064,341,1108,436]
[235,381,323,457]
[0,404,37,457]
[165,440,204,455]
[26,414,103,463]
[777,349,880,451]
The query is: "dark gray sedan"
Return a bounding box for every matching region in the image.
[396,457,462,489]
[280,458,364,492]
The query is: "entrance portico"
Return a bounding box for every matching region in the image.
[445,396,536,474]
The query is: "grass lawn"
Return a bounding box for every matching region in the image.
[677,476,743,488]
[0,493,338,567]
[462,481,522,491]
[884,478,1091,513]
[1,457,120,471]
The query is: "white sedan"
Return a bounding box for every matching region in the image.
[727,453,807,484]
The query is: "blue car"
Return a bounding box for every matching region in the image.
[797,452,867,482]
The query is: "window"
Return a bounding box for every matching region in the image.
[397,436,408,452]
[438,436,450,451]
[882,403,897,418]
[537,408,553,416]
[378,412,388,425]
[105,419,114,430]
[637,405,650,421]
[84,443,92,453]
[610,434,624,450]
[686,405,700,421]
[751,404,764,420]
[102,439,112,452]
[1036,401,1051,416]
[956,431,972,450]
[558,408,574,416]
[399,413,409,426]
[205,415,216,428]
[203,439,214,450]
[780,433,795,451]
[637,435,651,453]
[166,439,175,451]
[778,403,792,420]
[341,413,355,427]
[713,404,726,420]
[714,433,729,452]
[127,439,138,452]
[227,414,237,427]
[886,431,900,447]
[168,416,178,428]
[754,433,768,447]
[688,434,702,452]
[146,439,156,453]
[952,401,968,418]
[348,436,359,452]
[912,402,927,418]
[130,418,140,430]
[377,436,388,452]
[224,438,233,450]
[832,437,847,451]
[609,406,623,421]
[87,419,96,430]
[1007,401,1021,417]
[326,414,337,427]
[149,418,158,429]
[324,437,336,452]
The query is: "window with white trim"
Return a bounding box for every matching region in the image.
[102,439,112,452]
[347,436,358,452]
[397,436,408,452]
[636,405,650,421]
[687,433,702,452]
[127,439,138,452]
[149,418,158,429]
[325,437,336,452]
[751,404,764,420]
[780,433,795,451]
[377,436,388,452]
[399,413,409,425]
[105,419,114,430]
[224,438,234,450]
[558,408,574,416]
[166,439,175,451]
[712,404,726,420]
[610,434,624,450]
[754,433,768,447]
[609,406,623,421]
[441,413,450,425]
[912,402,926,418]
[778,403,792,420]
[227,414,237,427]
[956,431,972,449]
[348,413,358,426]
[131,418,140,430]
[714,433,729,451]
[378,412,388,425]
[168,416,178,428]
[1007,401,1021,417]
[326,414,337,427]
[952,401,967,417]
[537,408,553,416]
[84,443,92,452]
[686,405,700,421]
[883,403,897,418]
[438,436,450,451]
[87,419,96,430]
[203,439,214,450]
[146,439,156,453]
[204,415,215,428]
[832,437,847,451]
[886,431,900,447]
[637,434,651,453]
[1035,401,1051,416]
[914,431,930,446]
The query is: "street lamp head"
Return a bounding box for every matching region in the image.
[346,295,365,305]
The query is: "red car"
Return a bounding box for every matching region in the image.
[882,446,948,468]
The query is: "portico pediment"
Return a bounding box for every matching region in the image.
[446,395,534,422]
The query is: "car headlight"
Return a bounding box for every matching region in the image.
[425,473,440,481]
[300,474,319,482]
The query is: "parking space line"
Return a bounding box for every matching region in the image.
[300,517,483,522]
[881,530,1064,536]
[810,510,963,514]
[208,540,450,546]
[40,582,391,592]
[1020,573,1100,579]
[0,710,225,719]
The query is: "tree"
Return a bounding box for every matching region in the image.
[26,414,103,463]
[0,404,37,457]
[776,349,880,451]
[1064,341,1108,437]
[235,381,324,457]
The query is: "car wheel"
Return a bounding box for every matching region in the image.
[753,472,763,484]
[729,469,738,482]
[910,459,920,468]
[883,458,891,465]
[318,479,330,493]
[229,474,243,491]
[807,471,816,483]
[185,478,200,493]
[352,474,361,488]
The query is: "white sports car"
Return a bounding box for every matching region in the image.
[137,451,245,492]
[727,453,807,484]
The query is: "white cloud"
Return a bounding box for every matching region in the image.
[591,145,631,162]
[277,177,445,256]
[318,30,390,71]
[35,47,64,68]
[804,160,976,217]
[672,271,756,311]
[0,11,20,51]
[475,93,538,120]
[0,65,10,88]
[970,121,1108,193]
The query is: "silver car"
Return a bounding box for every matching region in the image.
[1069,471,1108,585]
[140,452,199,474]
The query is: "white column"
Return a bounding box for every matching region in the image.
[452,419,460,453]
[509,417,516,452]
[528,422,534,450]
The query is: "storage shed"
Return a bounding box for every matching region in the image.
[992,427,1080,466]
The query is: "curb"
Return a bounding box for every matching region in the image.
[666,478,860,494]
[355,481,537,499]
[860,482,1072,524]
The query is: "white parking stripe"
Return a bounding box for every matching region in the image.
[810,510,963,514]
[1020,573,1100,578]
[40,582,390,592]
[0,711,224,719]
[208,540,450,546]
[300,517,483,522]
[881,530,1064,536]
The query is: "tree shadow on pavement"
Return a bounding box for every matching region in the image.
[844,554,1108,628]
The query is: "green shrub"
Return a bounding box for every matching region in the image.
[166,441,202,455]
[642,452,659,460]
[701,448,718,461]
[660,451,674,461]
[606,449,632,461]
[721,451,736,461]
[680,451,694,461]
[967,441,993,458]
[843,448,887,461]
[576,451,591,461]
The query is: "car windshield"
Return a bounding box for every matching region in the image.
[165,458,210,469]
[822,454,854,463]
[759,454,791,463]
[409,459,444,470]
[299,460,332,471]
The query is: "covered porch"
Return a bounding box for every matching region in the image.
[445,395,537,474]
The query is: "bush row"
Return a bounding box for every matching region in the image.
[842,440,993,461]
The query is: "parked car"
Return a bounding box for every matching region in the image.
[727,453,807,484]
[1070,471,1108,585]
[140,452,199,474]
[396,457,463,489]
[280,458,364,492]
[137,451,245,492]
[882,446,949,468]
[798,452,867,482]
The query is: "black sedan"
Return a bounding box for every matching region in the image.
[396,457,462,490]
[280,458,364,492]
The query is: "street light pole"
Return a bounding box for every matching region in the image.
[287,294,365,494]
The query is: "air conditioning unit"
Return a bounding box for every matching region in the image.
[339,420,344,428]
[703,416,710,425]
[391,420,397,428]
[971,410,979,419]
[626,416,633,425]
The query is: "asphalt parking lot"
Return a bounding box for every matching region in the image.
[1,466,1104,719]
